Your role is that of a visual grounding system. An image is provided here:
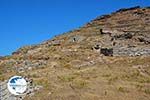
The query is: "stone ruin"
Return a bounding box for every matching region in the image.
[92,29,150,57]
[92,44,113,56]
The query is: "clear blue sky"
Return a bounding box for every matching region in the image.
[0,0,149,56]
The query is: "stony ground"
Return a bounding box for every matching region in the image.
[0,6,150,100]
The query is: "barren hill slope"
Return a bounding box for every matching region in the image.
[0,6,150,100]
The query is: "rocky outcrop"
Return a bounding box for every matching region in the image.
[68,35,85,43]
[138,36,150,44]
[116,6,141,13]
[112,32,134,40]
[113,47,150,56]
[92,29,150,56]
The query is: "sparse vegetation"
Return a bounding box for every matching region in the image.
[58,75,76,82]
[118,86,129,93]
[144,89,150,94]
[1,7,150,100]
[71,79,88,89]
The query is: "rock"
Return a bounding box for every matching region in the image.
[27,47,42,55]
[53,54,61,60]
[113,47,150,56]
[14,60,47,72]
[28,67,32,70]
[37,56,50,60]
[70,60,95,69]
[18,67,25,73]
[50,61,59,68]
[100,48,113,56]
[93,14,111,21]
[48,39,63,46]
[93,44,100,50]
[12,51,21,55]
[100,29,112,36]
[113,32,133,40]
[138,36,150,44]
[68,35,85,43]
[116,6,140,13]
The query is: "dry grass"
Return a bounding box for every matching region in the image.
[1,7,150,100]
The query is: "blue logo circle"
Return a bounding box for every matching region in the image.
[7,76,27,95]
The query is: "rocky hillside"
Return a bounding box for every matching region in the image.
[0,6,150,100]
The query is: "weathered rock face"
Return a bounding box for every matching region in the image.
[113,47,150,56]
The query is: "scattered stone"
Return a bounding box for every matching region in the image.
[50,61,59,68]
[100,48,113,56]
[116,6,140,13]
[51,40,62,46]
[27,47,42,55]
[70,60,95,69]
[133,11,144,15]
[94,44,100,50]
[53,54,61,60]
[14,60,47,73]
[37,56,50,60]
[68,35,85,43]
[138,37,150,44]
[94,14,111,21]
[23,77,43,97]
[113,47,150,56]
[12,51,21,55]
[113,32,133,40]
[100,29,112,36]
